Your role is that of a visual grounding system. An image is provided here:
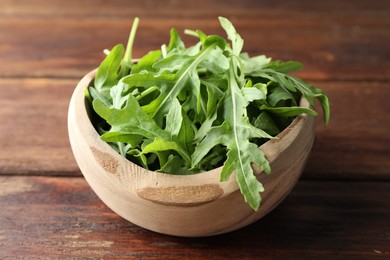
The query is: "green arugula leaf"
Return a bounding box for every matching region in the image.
[152,54,195,73]
[94,44,124,93]
[267,84,298,107]
[142,138,191,166]
[202,78,225,117]
[192,64,273,210]
[219,16,243,56]
[264,60,303,73]
[241,86,267,104]
[165,98,183,137]
[242,55,271,74]
[199,47,229,74]
[88,86,111,107]
[254,69,330,124]
[168,28,185,52]
[110,82,129,109]
[254,112,280,136]
[93,94,171,143]
[127,148,148,168]
[260,105,318,118]
[177,108,195,155]
[313,92,331,126]
[131,50,162,74]
[145,44,216,120]
[160,155,193,175]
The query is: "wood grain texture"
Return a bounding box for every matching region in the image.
[0,0,388,256]
[305,81,390,180]
[0,78,79,175]
[0,0,388,80]
[0,176,388,259]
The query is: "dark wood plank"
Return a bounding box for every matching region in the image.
[0,176,388,259]
[0,78,79,175]
[304,81,390,180]
[1,0,389,18]
[0,1,388,80]
[0,79,389,180]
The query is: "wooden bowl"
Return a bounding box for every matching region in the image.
[68,69,316,237]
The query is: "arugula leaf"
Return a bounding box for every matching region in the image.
[168,28,185,52]
[313,92,331,126]
[142,137,191,166]
[192,63,273,210]
[254,112,280,136]
[260,105,318,118]
[218,16,243,56]
[93,94,172,147]
[94,44,124,93]
[199,47,229,74]
[242,55,271,74]
[131,50,162,74]
[264,60,303,73]
[165,98,183,137]
[259,69,330,125]
[145,45,215,121]
[267,84,298,107]
[110,82,129,109]
[160,155,193,175]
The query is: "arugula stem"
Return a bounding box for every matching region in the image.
[161,44,167,58]
[197,68,208,74]
[123,17,140,66]
[184,29,198,37]
[136,86,159,101]
[117,142,127,157]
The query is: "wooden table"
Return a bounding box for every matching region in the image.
[1,0,389,259]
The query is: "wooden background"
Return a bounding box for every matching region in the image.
[0,0,389,258]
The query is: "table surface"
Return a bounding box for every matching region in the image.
[1,0,389,259]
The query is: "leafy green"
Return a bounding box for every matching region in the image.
[192,62,273,207]
[87,17,331,211]
[94,44,124,93]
